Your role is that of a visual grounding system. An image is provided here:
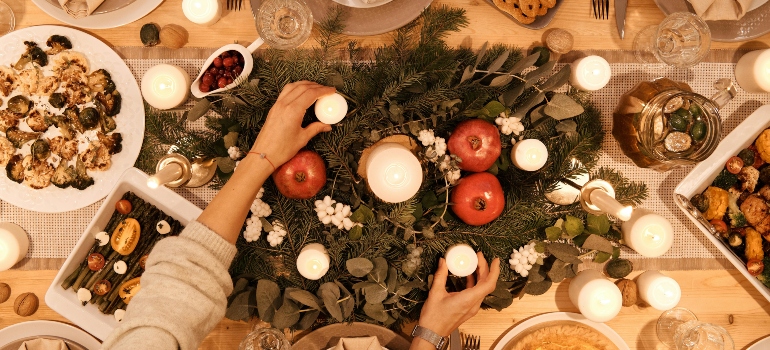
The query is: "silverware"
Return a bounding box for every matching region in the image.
[592,0,609,19]
[462,334,480,350]
[227,0,244,10]
[450,329,461,350]
[616,0,628,39]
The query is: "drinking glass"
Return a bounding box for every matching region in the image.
[657,308,735,350]
[238,327,291,350]
[255,0,313,50]
[0,0,15,35]
[633,12,711,68]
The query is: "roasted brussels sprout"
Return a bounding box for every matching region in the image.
[62,107,84,133]
[691,193,709,213]
[729,231,744,248]
[45,35,72,55]
[48,93,66,109]
[30,139,50,161]
[5,154,24,183]
[97,132,122,155]
[87,69,113,93]
[8,95,31,115]
[140,23,161,47]
[78,107,99,130]
[51,162,75,189]
[72,157,94,190]
[14,41,48,70]
[96,90,121,117]
[5,127,41,148]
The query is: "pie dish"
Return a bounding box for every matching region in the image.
[493,312,629,350]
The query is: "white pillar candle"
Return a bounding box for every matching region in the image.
[315,93,348,124]
[147,163,183,189]
[636,270,681,311]
[511,139,548,171]
[568,269,623,323]
[366,143,423,203]
[735,50,770,93]
[182,0,222,26]
[445,244,478,277]
[621,209,674,258]
[296,243,330,280]
[589,189,634,221]
[570,56,611,91]
[0,223,29,271]
[141,64,191,110]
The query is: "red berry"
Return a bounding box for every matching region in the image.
[208,66,218,75]
[234,66,243,75]
[227,77,234,84]
[221,51,231,58]
[202,73,214,86]
[218,68,225,75]
[218,77,228,88]
[213,57,223,68]
[199,83,210,92]
[223,57,234,68]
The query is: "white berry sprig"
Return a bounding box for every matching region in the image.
[244,216,262,242]
[228,146,242,160]
[438,155,461,185]
[243,187,273,242]
[495,112,525,136]
[509,243,540,277]
[314,196,361,231]
[266,220,287,247]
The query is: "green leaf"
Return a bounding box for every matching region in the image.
[512,92,545,118]
[369,257,388,283]
[544,93,585,120]
[350,205,374,223]
[508,52,540,75]
[481,101,506,117]
[524,280,552,296]
[256,279,281,323]
[572,232,591,247]
[524,61,556,88]
[364,284,388,304]
[555,120,578,134]
[539,65,571,92]
[272,299,300,329]
[422,192,439,210]
[348,226,363,240]
[489,74,513,87]
[346,258,374,277]
[217,157,236,174]
[287,289,322,310]
[484,50,510,74]
[612,246,621,260]
[586,214,611,235]
[412,202,423,222]
[297,309,320,330]
[545,226,562,241]
[223,131,239,149]
[318,282,343,322]
[186,98,211,122]
[363,303,389,322]
[225,290,252,322]
[594,251,612,263]
[501,84,526,107]
[582,234,614,254]
[564,216,584,238]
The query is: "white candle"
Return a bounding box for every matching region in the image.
[0,223,29,271]
[296,243,330,280]
[636,270,681,311]
[568,269,623,323]
[182,0,222,26]
[621,209,674,258]
[366,143,423,203]
[570,56,611,91]
[147,163,183,189]
[315,93,348,124]
[589,189,634,221]
[511,139,548,171]
[445,244,478,277]
[141,64,191,110]
[735,50,770,93]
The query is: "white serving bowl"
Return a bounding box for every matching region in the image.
[674,104,770,303]
[191,40,263,98]
[45,168,203,340]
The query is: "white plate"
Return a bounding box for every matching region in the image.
[674,105,770,304]
[45,167,203,341]
[331,0,394,9]
[30,0,162,30]
[0,320,101,350]
[747,335,770,349]
[492,312,629,350]
[0,25,144,213]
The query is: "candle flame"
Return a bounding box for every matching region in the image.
[618,206,634,221]
[147,178,160,189]
[384,164,408,187]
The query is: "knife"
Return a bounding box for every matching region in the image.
[450,329,461,350]
[616,0,628,39]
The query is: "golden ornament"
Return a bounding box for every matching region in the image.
[160,24,189,49]
[545,29,574,55]
[14,292,39,317]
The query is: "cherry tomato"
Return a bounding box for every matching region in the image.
[710,219,729,237]
[139,255,149,270]
[748,259,765,276]
[115,199,132,215]
[726,156,744,174]
[94,280,112,296]
[87,253,106,271]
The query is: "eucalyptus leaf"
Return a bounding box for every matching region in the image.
[319,282,343,322]
[489,74,513,87]
[473,41,489,69]
[545,226,562,241]
[257,279,281,322]
[512,92,545,118]
[594,251,612,263]
[217,157,236,174]
[524,280,553,296]
[259,217,273,232]
[544,93,585,120]
[370,257,388,283]
[582,234,614,254]
[363,303,389,322]
[529,105,548,125]
[288,289,323,310]
[364,284,388,304]
[297,309,320,330]
[350,205,375,223]
[346,258,374,278]
[547,261,567,283]
[524,61,556,88]
[186,98,211,122]
[539,65,571,92]
[586,214,611,235]
[386,267,398,293]
[527,264,546,283]
[233,278,249,294]
[272,299,300,329]
[223,131,239,149]
[484,50,510,74]
[408,121,423,136]
[508,52,540,75]
[547,242,582,265]
[224,290,252,322]
[501,84,526,107]
[460,66,475,84]
[352,281,376,290]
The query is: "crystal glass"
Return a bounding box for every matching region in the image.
[633,12,711,68]
[255,0,313,50]
[238,327,291,350]
[0,0,15,35]
[657,308,735,350]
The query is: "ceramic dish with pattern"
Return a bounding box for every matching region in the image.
[43,0,138,15]
[332,0,394,9]
[293,322,411,350]
[492,312,629,350]
[0,321,101,350]
[31,0,162,30]
[0,26,144,213]
[485,0,564,30]
[655,0,770,42]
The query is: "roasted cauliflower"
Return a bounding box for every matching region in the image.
[702,186,729,220]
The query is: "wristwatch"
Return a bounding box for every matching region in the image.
[411,325,448,350]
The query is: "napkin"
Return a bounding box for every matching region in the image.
[17,338,69,350]
[57,0,106,19]
[689,0,754,20]
[333,336,382,350]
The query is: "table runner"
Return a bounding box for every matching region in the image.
[6,47,764,271]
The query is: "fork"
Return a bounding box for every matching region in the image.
[592,0,609,19]
[462,334,480,350]
[227,0,243,11]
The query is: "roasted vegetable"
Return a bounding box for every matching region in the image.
[5,154,23,183]
[96,90,121,117]
[14,41,48,70]
[63,107,84,133]
[45,35,72,55]
[97,132,122,155]
[0,137,13,167]
[730,212,747,228]
[78,107,99,130]
[140,23,161,47]
[30,139,50,161]
[5,127,41,148]
[739,166,760,193]
[757,256,770,288]
[713,169,739,191]
[727,189,747,228]
[757,129,770,163]
[7,95,31,115]
[739,149,756,167]
[51,162,75,188]
[87,69,113,93]
[729,231,744,248]
[691,193,709,213]
[741,195,770,233]
[0,110,21,132]
[47,115,75,140]
[72,157,94,190]
[48,93,66,109]
[746,227,765,261]
[702,186,729,220]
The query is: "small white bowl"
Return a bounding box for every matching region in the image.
[190,39,264,99]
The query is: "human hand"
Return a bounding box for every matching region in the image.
[417,253,500,337]
[251,81,335,167]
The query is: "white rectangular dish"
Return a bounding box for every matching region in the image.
[45,167,203,341]
[674,104,770,303]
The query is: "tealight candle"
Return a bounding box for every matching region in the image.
[445,244,478,277]
[141,64,191,110]
[315,93,348,124]
[636,270,681,310]
[182,0,222,26]
[511,139,548,171]
[570,56,611,91]
[589,189,634,221]
[621,209,674,258]
[735,49,770,93]
[0,223,29,271]
[296,243,330,280]
[366,143,423,203]
[568,269,622,323]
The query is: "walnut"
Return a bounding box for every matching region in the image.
[14,292,39,316]
[0,283,10,303]
[615,278,637,307]
[160,24,188,49]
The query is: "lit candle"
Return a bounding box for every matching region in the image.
[365,143,423,203]
[147,163,183,189]
[445,244,478,277]
[589,189,634,221]
[182,0,223,26]
[568,269,623,323]
[141,64,191,110]
[296,243,330,280]
[315,93,348,124]
[0,223,29,271]
[636,270,681,311]
[621,209,674,258]
[570,56,611,91]
[735,49,770,93]
[511,139,548,171]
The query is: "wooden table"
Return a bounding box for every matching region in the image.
[3,0,770,349]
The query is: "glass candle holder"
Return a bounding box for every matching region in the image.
[0,1,15,35]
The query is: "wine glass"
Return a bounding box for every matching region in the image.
[0,0,15,35]
[238,326,291,350]
[255,0,314,50]
[633,12,711,68]
[657,308,735,350]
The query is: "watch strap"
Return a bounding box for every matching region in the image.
[411,325,447,349]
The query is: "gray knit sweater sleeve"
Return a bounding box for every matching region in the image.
[102,221,238,350]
